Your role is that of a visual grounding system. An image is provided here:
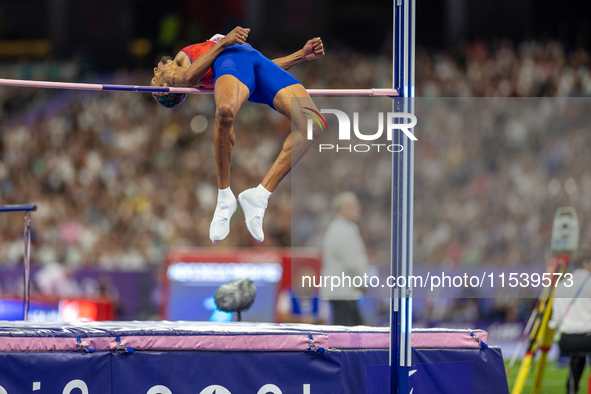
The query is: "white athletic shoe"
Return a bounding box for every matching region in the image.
[238,187,268,243]
[209,195,237,243]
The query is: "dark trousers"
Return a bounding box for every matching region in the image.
[559,333,591,394]
[330,300,363,326]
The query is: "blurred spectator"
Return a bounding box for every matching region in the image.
[34,261,80,298]
[320,192,368,326]
[550,249,591,394]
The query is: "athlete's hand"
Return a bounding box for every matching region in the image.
[221,26,250,47]
[302,37,324,60]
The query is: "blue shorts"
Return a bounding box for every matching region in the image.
[212,44,301,110]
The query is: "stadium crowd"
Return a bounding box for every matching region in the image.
[0,40,591,273]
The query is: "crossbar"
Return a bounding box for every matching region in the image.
[0,204,37,213]
[0,79,397,97]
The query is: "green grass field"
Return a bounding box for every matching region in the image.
[505,360,589,394]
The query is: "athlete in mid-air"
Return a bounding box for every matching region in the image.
[151,26,324,244]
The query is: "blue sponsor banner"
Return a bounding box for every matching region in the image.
[111,351,386,394]
[411,361,474,393]
[0,352,111,393]
[0,348,507,393]
[411,348,509,394]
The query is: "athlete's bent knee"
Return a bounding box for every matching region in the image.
[292,116,322,141]
[216,104,237,126]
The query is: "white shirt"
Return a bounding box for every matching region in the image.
[320,216,369,300]
[550,268,591,334]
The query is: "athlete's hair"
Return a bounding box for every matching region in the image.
[572,249,591,269]
[153,92,187,108]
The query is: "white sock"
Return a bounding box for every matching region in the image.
[238,185,271,243]
[256,184,272,201]
[218,186,235,203]
[210,186,237,243]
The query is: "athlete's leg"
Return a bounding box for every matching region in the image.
[213,74,250,189]
[262,84,322,191]
[209,74,250,243]
[237,84,321,243]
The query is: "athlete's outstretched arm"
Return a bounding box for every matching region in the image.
[163,26,251,87]
[272,37,325,71]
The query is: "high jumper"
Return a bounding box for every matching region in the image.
[151,26,325,244]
